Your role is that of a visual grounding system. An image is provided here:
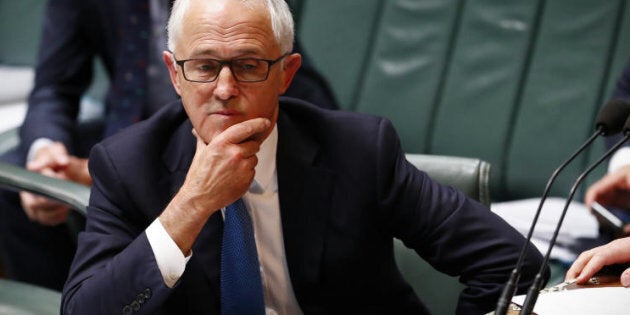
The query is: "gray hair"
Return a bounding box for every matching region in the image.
[167,0,295,54]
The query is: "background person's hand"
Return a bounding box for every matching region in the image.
[585,165,630,209]
[585,165,630,235]
[565,237,630,287]
[19,142,91,225]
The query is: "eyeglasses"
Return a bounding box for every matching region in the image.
[173,54,289,83]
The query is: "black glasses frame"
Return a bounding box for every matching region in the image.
[173,53,289,83]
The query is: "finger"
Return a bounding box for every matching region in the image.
[28,142,70,171]
[566,252,590,281]
[566,247,603,282]
[35,206,70,226]
[585,167,630,207]
[23,188,67,209]
[63,157,92,185]
[193,128,207,154]
[35,195,66,209]
[584,173,619,206]
[46,142,71,165]
[574,256,606,284]
[238,140,264,159]
[20,192,38,221]
[31,206,70,226]
[219,118,271,145]
[621,268,630,287]
[37,167,72,183]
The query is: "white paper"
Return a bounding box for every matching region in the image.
[491,197,599,261]
[512,287,630,314]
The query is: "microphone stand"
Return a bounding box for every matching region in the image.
[495,99,630,314]
[518,132,630,315]
[493,129,603,315]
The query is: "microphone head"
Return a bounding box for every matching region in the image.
[596,99,630,135]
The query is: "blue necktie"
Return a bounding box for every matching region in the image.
[221,199,265,315]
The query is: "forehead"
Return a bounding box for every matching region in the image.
[178,0,279,57]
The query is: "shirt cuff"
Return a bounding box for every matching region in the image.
[608,147,630,173]
[27,138,53,162]
[146,218,191,288]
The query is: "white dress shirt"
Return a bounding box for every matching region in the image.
[607,146,630,173]
[146,125,303,314]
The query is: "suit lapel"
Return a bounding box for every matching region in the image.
[276,109,335,299]
[161,114,223,298]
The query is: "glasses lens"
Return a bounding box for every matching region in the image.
[232,59,269,82]
[184,59,221,82]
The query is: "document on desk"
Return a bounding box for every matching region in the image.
[491,197,599,261]
[512,287,630,314]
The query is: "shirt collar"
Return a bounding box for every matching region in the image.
[249,124,278,194]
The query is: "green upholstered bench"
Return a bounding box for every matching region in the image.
[292,0,630,202]
[0,278,61,315]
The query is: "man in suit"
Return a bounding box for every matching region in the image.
[0,0,337,291]
[61,0,546,313]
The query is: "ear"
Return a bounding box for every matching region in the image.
[279,53,302,94]
[163,51,183,96]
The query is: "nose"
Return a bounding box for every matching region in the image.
[213,65,238,100]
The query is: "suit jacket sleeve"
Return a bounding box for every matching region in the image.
[19,0,94,157]
[61,142,172,314]
[373,119,546,314]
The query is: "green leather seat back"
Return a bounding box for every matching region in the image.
[0,279,61,315]
[0,1,45,65]
[297,0,630,201]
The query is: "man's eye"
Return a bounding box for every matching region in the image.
[196,62,218,72]
[235,60,262,72]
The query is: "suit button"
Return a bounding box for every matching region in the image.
[143,288,152,299]
[131,300,141,311]
[136,293,146,304]
[122,305,132,315]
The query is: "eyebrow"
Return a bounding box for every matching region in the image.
[188,48,265,59]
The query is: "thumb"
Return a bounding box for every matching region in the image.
[192,129,207,154]
[50,144,70,167]
[621,268,630,287]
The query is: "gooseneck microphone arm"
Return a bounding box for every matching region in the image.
[518,124,630,315]
[493,130,603,315]
[494,99,630,315]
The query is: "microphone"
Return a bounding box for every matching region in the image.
[494,99,630,315]
[518,115,630,315]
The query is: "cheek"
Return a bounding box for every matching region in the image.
[243,92,278,119]
[243,83,281,114]
[179,85,214,113]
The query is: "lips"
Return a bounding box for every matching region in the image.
[210,109,240,116]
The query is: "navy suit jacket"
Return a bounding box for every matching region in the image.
[62,98,544,315]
